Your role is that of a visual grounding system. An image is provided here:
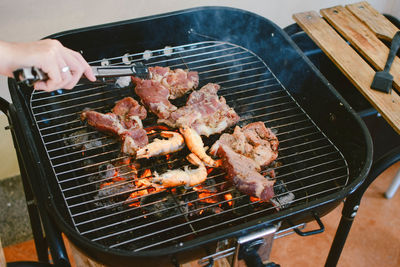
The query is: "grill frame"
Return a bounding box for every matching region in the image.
[6,6,373,266]
[29,40,351,252]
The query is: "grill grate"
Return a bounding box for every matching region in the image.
[30,41,349,251]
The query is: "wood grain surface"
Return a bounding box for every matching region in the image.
[346,1,398,41]
[293,11,400,134]
[320,5,400,92]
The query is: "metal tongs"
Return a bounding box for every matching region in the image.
[13,62,149,87]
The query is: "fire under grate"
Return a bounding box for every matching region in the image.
[30,41,349,252]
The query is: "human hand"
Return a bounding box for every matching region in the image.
[0,39,96,91]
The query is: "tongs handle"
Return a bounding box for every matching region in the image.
[91,63,149,79]
[13,63,149,87]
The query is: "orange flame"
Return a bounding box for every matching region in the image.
[224,193,233,206]
[250,196,260,202]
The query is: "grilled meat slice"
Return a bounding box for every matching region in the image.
[158,83,239,166]
[120,128,149,155]
[160,83,240,136]
[112,96,147,122]
[132,78,177,119]
[210,122,278,168]
[81,97,148,155]
[216,145,275,202]
[132,66,199,119]
[149,66,199,99]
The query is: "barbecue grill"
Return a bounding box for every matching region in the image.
[2,7,372,267]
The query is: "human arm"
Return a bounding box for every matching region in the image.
[0,39,96,91]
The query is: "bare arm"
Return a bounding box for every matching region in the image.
[0,39,96,91]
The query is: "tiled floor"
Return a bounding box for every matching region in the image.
[2,162,400,266]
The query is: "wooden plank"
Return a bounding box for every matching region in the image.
[293,11,400,134]
[346,1,398,41]
[320,5,400,92]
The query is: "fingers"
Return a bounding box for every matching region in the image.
[29,39,95,91]
[72,50,96,82]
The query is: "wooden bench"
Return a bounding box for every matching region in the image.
[293,1,400,134]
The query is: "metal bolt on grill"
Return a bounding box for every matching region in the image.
[30,41,349,252]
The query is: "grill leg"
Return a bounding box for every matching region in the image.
[325,146,400,267]
[18,157,49,263]
[7,104,71,267]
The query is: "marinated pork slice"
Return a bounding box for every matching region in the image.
[81,97,148,155]
[112,97,147,122]
[159,83,240,136]
[132,66,199,119]
[132,78,177,119]
[210,122,278,168]
[149,66,199,99]
[217,145,275,202]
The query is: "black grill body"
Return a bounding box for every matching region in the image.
[5,7,372,267]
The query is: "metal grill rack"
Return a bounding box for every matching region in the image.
[30,41,349,252]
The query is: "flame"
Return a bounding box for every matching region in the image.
[99,181,114,189]
[145,125,170,133]
[194,185,218,204]
[127,188,149,207]
[224,193,233,206]
[250,196,260,202]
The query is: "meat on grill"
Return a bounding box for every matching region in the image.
[149,66,199,99]
[216,144,275,202]
[132,78,177,119]
[132,66,199,119]
[210,121,279,168]
[159,83,240,167]
[159,83,240,136]
[81,97,148,154]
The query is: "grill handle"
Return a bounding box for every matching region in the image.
[233,225,279,267]
[292,212,325,237]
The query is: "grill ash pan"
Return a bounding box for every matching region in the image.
[6,6,372,267]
